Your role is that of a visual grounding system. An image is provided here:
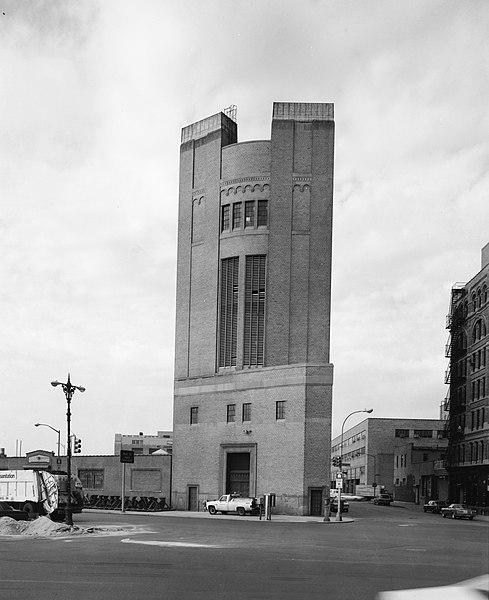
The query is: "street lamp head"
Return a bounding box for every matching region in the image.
[365,408,374,414]
[51,380,60,387]
[77,386,86,393]
[35,423,40,427]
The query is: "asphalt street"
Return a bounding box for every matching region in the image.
[0,501,487,600]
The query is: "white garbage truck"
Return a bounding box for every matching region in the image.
[0,469,67,519]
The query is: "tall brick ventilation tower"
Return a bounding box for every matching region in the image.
[172,102,335,515]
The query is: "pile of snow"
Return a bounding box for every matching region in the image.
[0,516,135,538]
[0,516,81,537]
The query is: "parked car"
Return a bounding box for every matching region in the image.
[0,501,29,521]
[441,503,477,520]
[423,500,449,514]
[329,498,349,513]
[373,494,392,506]
[341,494,364,501]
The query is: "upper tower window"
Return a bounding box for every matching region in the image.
[221,205,230,232]
[245,201,255,228]
[257,200,268,227]
[232,203,242,229]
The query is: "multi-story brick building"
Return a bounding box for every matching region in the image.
[172,103,335,515]
[445,243,489,508]
[393,438,448,503]
[331,418,447,501]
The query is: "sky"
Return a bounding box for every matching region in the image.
[1,0,488,456]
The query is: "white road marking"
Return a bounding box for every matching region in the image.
[121,538,222,548]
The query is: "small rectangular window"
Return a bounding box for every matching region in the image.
[395,429,409,438]
[78,469,104,489]
[245,201,255,228]
[227,404,236,423]
[276,401,285,420]
[257,200,268,227]
[221,205,230,232]
[242,403,251,422]
[190,406,199,425]
[414,430,433,438]
[232,203,242,229]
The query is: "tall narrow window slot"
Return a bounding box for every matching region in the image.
[219,257,239,367]
[244,255,266,366]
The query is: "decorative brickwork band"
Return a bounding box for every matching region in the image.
[272,102,334,121]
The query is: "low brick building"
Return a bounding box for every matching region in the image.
[0,449,172,507]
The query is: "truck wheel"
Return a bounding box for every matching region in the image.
[22,503,36,519]
[237,507,246,516]
[208,506,217,515]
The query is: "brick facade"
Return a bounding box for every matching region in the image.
[331,417,447,501]
[445,243,489,508]
[173,103,335,515]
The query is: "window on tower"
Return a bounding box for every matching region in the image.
[243,255,266,366]
[276,401,286,420]
[257,200,268,227]
[245,201,255,228]
[233,202,242,229]
[227,404,236,423]
[219,257,239,367]
[242,403,252,421]
[221,205,230,232]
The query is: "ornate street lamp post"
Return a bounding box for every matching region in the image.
[51,374,85,526]
[335,408,373,522]
[35,422,61,457]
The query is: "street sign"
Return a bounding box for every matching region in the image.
[336,472,343,479]
[341,462,350,467]
[336,479,343,489]
[120,450,134,464]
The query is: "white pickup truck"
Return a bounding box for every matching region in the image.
[204,494,260,516]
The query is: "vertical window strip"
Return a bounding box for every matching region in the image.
[244,255,266,366]
[245,201,255,228]
[233,202,242,229]
[221,205,230,232]
[257,200,268,226]
[219,257,239,367]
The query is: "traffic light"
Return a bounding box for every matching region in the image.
[74,437,82,453]
[332,455,341,467]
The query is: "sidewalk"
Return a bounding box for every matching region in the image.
[85,503,489,523]
[85,508,352,523]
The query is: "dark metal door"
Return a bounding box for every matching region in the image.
[188,486,198,511]
[310,489,323,516]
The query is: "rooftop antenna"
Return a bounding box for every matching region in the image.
[224,105,237,123]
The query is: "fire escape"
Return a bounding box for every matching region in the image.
[444,284,467,469]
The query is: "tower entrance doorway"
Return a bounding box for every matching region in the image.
[226,452,250,496]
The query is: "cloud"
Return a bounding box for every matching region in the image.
[0,0,488,453]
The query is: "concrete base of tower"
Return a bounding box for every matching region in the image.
[172,363,333,516]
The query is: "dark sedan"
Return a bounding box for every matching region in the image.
[441,503,477,520]
[0,501,29,521]
[423,500,449,513]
